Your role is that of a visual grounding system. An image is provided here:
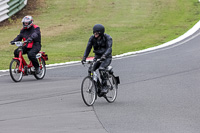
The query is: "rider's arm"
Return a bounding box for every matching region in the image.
[13,30,23,42]
[30,27,41,41]
[83,36,93,58]
[103,34,112,57]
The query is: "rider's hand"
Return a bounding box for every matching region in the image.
[100,55,106,61]
[81,57,86,64]
[26,37,33,43]
[10,41,15,45]
[93,58,97,62]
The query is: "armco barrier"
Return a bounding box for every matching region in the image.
[0,0,28,22]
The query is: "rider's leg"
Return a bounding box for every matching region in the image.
[27,45,41,73]
[99,58,112,93]
[14,47,28,57]
[14,48,19,57]
[92,61,101,71]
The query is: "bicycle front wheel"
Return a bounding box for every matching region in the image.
[105,74,118,103]
[81,76,96,106]
[9,59,23,82]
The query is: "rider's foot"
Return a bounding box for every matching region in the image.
[100,86,108,96]
[35,67,41,74]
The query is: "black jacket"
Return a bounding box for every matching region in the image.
[83,34,112,58]
[13,25,41,48]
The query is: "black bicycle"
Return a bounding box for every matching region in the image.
[81,58,120,106]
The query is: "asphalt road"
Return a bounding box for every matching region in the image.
[0,29,200,133]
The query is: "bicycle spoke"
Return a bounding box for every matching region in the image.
[9,59,23,82]
[34,57,46,80]
[105,74,117,103]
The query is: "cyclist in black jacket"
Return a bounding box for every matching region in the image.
[82,24,113,95]
[10,16,41,74]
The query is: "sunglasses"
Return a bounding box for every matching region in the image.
[94,32,100,35]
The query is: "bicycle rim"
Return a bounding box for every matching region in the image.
[34,57,46,80]
[81,76,96,106]
[105,74,118,103]
[9,59,23,82]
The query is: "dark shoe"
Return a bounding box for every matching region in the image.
[99,86,108,96]
[101,88,108,93]
[35,68,41,74]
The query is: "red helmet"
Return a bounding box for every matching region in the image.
[22,16,33,29]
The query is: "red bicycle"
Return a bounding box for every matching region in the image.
[9,41,48,82]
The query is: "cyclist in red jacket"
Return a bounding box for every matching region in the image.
[10,16,41,74]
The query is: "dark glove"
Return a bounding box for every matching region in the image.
[26,37,33,43]
[10,41,15,45]
[100,55,106,61]
[93,58,97,62]
[81,57,86,64]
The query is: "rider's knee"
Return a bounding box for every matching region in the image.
[99,66,105,72]
[14,49,18,57]
[28,52,36,59]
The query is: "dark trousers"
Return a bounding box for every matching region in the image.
[93,58,112,86]
[14,45,41,69]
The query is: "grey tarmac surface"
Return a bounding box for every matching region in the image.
[1,29,200,133]
[0,65,108,133]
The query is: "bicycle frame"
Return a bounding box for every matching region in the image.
[10,41,48,82]
[85,59,108,95]
[81,58,118,105]
[12,42,48,75]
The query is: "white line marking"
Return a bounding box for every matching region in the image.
[115,31,200,60]
[0,74,8,77]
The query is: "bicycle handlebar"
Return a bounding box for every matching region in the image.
[10,41,27,46]
[82,58,103,67]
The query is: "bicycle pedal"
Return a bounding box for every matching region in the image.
[98,92,104,97]
[23,73,28,76]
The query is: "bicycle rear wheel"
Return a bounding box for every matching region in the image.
[81,76,96,106]
[105,74,118,103]
[9,59,23,82]
[34,57,46,80]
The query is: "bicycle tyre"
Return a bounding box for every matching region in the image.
[105,74,118,103]
[81,76,96,106]
[34,57,46,80]
[9,59,23,82]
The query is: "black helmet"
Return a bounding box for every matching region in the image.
[93,24,105,35]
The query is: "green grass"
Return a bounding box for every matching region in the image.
[0,0,200,70]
